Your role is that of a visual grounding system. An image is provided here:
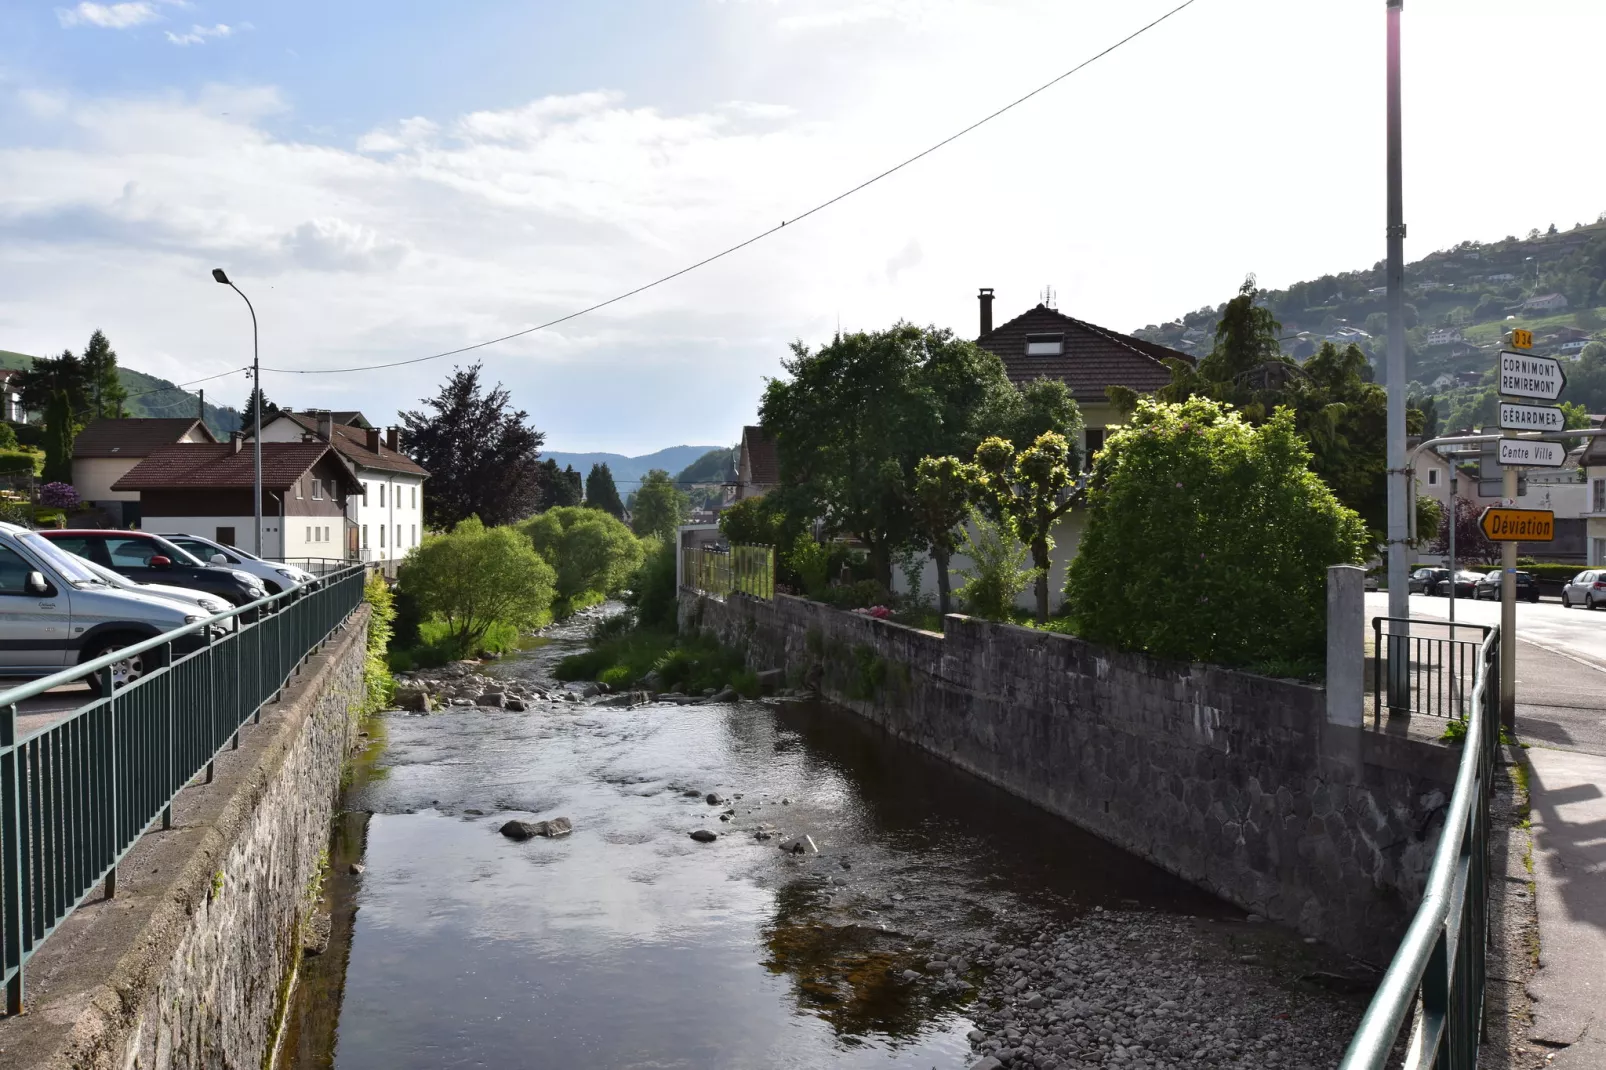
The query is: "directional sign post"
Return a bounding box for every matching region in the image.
[1499,351,1568,401]
[1479,506,1555,542]
[1497,438,1568,468]
[1499,401,1566,433]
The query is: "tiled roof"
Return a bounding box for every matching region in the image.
[741,425,779,485]
[976,304,1190,403]
[276,412,428,477]
[111,443,360,491]
[73,417,216,459]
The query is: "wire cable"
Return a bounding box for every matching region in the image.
[261,0,1202,377]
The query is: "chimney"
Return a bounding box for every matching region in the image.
[317,410,333,443]
[385,427,399,453]
[198,388,205,423]
[978,288,995,337]
[366,427,382,453]
[230,431,243,454]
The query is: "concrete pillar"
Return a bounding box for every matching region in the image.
[1326,565,1365,727]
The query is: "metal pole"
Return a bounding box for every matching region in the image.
[1384,0,1410,711]
[1500,438,1518,730]
[240,287,263,558]
[1448,470,1457,632]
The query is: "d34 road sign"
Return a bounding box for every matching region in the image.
[1499,401,1566,432]
[1497,438,1568,468]
[1479,506,1554,542]
[1499,351,1567,400]
[1510,328,1533,350]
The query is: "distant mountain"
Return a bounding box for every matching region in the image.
[0,349,243,437]
[541,445,727,488]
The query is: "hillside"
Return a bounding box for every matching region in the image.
[542,445,726,488]
[1131,216,1606,420]
[0,349,243,437]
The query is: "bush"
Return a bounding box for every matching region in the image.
[0,423,14,450]
[1065,397,1369,668]
[786,533,831,597]
[814,579,889,610]
[396,516,555,652]
[954,510,1037,621]
[627,537,679,631]
[519,506,644,613]
[362,572,396,712]
[0,450,36,475]
[38,482,80,510]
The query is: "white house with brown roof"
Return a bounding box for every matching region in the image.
[71,417,217,526]
[254,409,428,572]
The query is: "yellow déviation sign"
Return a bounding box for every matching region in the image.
[1479,506,1554,542]
[1510,328,1533,350]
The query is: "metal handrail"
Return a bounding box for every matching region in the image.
[1,563,368,1015]
[1339,624,1500,1069]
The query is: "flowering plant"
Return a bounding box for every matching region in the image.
[38,482,81,510]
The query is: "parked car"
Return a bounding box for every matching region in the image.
[1408,567,1447,594]
[73,556,233,619]
[1561,569,1606,610]
[156,532,314,594]
[1428,570,1482,598]
[0,522,212,693]
[1473,570,1541,602]
[38,530,268,607]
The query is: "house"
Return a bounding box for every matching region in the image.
[1326,326,1372,345]
[1551,326,1592,343]
[1423,327,1464,347]
[254,409,427,574]
[71,417,217,526]
[0,369,24,424]
[1523,293,1569,313]
[732,425,779,502]
[1586,434,1606,566]
[1558,340,1591,359]
[111,439,364,561]
[1487,273,1516,283]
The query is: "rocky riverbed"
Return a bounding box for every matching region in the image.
[283,607,1372,1070]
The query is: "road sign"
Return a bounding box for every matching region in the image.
[1511,328,1533,350]
[1499,351,1567,400]
[1497,438,1567,468]
[1479,506,1554,542]
[1499,401,1566,432]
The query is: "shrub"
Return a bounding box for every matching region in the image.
[814,579,889,610]
[785,533,831,597]
[627,537,679,631]
[1065,397,1368,668]
[598,665,634,689]
[519,506,644,611]
[954,509,1037,621]
[0,423,15,450]
[362,572,396,712]
[0,450,36,475]
[396,516,555,652]
[38,482,81,510]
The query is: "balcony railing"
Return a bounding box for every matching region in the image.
[1,563,367,1015]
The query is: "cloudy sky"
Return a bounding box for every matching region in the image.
[1,0,1601,453]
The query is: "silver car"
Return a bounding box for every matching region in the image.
[1561,569,1606,610]
[157,532,315,594]
[0,522,210,693]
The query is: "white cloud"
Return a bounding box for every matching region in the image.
[165,23,235,46]
[57,2,160,29]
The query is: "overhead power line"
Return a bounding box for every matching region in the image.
[261,0,1202,378]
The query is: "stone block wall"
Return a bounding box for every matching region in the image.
[680,592,1456,964]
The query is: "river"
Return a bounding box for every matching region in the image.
[278,612,1364,1070]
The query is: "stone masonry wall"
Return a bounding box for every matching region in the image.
[680,592,1456,965]
[5,607,369,1070]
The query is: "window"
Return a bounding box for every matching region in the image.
[306,526,312,543]
[1428,469,1439,487]
[1593,478,1605,513]
[411,524,416,546]
[395,524,401,548]
[1593,539,1605,566]
[216,527,236,547]
[1084,428,1105,471]
[361,481,369,504]
[295,480,303,499]
[0,545,34,594]
[379,483,385,507]
[362,525,369,548]
[379,525,385,548]
[105,537,156,567]
[312,478,322,500]
[411,486,417,509]
[323,526,330,543]
[1024,332,1064,357]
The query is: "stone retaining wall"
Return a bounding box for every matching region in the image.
[2,607,370,1070]
[680,591,1456,964]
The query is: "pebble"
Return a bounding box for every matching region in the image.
[689,829,718,842]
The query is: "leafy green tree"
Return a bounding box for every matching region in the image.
[910,455,974,614]
[952,508,1035,622]
[584,463,626,518]
[759,323,1022,588]
[631,468,688,542]
[520,505,644,607]
[80,330,127,418]
[0,423,16,450]
[13,349,90,416]
[536,461,584,510]
[242,386,278,429]
[966,431,1080,622]
[400,363,547,527]
[42,391,75,483]
[396,516,555,650]
[1564,342,1606,414]
[1065,397,1369,669]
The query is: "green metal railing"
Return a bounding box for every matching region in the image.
[1339,624,1501,1070]
[1,563,367,1016]
[680,544,774,601]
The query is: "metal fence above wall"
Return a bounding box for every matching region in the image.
[1,564,367,1016]
[681,544,775,601]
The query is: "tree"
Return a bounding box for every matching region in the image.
[42,391,75,483]
[535,461,583,511]
[13,349,90,418]
[631,469,687,542]
[966,431,1080,622]
[80,330,127,418]
[910,456,974,615]
[396,516,556,650]
[584,463,626,518]
[399,363,547,527]
[952,508,1035,621]
[242,386,279,430]
[1065,397,1369,669]
[519,505,643,608]
[1432,496,1497,566]
[758,323,1023,588]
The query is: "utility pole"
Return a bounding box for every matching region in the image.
[1383,0,1410,710]
[212,269,263,556]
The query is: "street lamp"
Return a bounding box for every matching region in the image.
[212,268,263,557]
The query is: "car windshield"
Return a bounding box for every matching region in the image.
[145,534,206,567]
[18,533,108,586]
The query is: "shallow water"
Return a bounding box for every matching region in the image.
[280,614,1234,1070]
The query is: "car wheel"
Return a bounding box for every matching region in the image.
[1590,596,1600,611]
[81,636,151,696]
[1562,592,1572,608]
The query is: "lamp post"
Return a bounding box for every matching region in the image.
[1383,0,1410,712]
[211,269,263,556]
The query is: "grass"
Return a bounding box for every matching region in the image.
[1461,306,1606,345]
[388,618,527,671]
[554,628,759,697]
